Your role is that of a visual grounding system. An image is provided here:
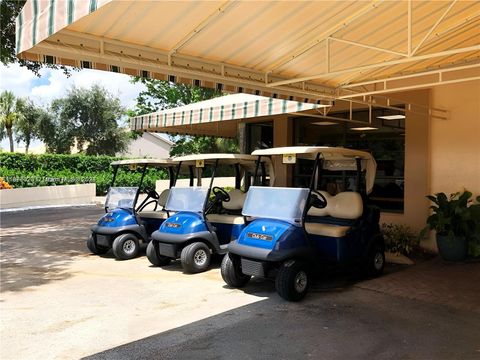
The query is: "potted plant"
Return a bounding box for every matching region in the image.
[425,190,479,261]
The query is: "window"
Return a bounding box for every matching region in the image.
[293,108,405,212]
[246,122,273,152]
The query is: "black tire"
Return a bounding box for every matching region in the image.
[275,260,309,302]
[112,233,140,260]
[180,242,211,273]
[221,254,251,288]
[87,235,108,255]
[146,241,171,266]
[364,242,385,277]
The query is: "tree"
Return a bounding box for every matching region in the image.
[36,106,75,154]
[0,90,24,152]
[130,78,238,155]
[50,85,130,155]
[0,0,71,76]
[14,99,40,153]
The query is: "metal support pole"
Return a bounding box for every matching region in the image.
[234,164,241,189]
[253,156,262,186]
[133,165,148,212]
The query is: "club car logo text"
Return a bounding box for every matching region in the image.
[166,222,181,228]
[247,232,272,241]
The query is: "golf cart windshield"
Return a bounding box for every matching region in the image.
[242,186,309,225]
[165,187,209,213]
[105,187,138,210]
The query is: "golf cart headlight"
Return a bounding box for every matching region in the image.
[103,216,115,222]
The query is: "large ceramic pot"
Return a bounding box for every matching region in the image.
[436,234,468,261]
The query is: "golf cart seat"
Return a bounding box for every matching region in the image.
[207,189,247,225]
[138,189,170,219]
[305,191,363,237]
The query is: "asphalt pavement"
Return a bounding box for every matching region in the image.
[1,207,479,360]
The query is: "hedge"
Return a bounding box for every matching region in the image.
[0,153,167,195]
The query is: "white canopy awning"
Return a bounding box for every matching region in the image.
[16,1,479,100]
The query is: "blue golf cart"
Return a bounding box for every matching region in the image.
[221,146,384,301]
[147,153,272,273]
[87,158,182,260]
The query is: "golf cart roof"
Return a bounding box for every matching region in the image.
[173,153,267,166]
[110,158,177,167]
[252,146,372,160]
[252,146,377,194]
[174,153,274,185]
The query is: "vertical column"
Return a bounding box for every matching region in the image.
[273,115,293,187]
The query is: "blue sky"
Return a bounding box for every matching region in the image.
[0,63,147,151]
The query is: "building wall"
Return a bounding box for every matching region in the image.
[423,80,480,251]
[380,90,430,234]
[119,133,172,158]
[429,80,480,196]
[381,82,480,251]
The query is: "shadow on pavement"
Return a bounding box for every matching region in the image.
[83,282,480,360]
[0,206,103,292]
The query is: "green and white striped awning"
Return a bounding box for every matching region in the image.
[16,0,111,55]
[130,94,328,137]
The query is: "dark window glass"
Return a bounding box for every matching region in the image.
[246,122,273,152]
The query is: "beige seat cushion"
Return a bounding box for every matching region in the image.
[138,211,169,219]
[223,189,247,211]
[158,189,170,207]
[305,222,351,237]
[207,214,245,225]
[308,191,363,219]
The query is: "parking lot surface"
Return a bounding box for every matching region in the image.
[1,207,479,360]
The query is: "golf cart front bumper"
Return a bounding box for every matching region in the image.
[91,224,146,247]
[228,241,313,277]
[151,230,218,258]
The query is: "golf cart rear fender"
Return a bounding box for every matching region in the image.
[97,208,137,227]
[158,211,208,235]
[151,230,220,252]
[237,219,308,251]
[91,224,147,242]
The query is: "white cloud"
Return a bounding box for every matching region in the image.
[0,63,146,109]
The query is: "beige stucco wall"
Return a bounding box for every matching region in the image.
[422,81,480,251]
[429,80,480,196]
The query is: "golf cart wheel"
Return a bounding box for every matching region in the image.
[146,241,171,266]
[275,260,309,302]
[87,235,108,255]
[180,242,211,274]
[364,242,385,277]
[112,233,140,260]
[221,254,251,288]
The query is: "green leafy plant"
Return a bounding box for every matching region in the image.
[426,191,474,238]
[381,223,419,255]
[425,190,480,257]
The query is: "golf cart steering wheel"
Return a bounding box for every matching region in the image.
[310,190,327,209]
[137,189,160,212]
[212,186,230,203]
[147,189,160,200]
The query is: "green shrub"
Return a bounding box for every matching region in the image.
[0,152,167,195]
[381,223,419,255]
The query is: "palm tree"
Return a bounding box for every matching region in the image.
[0,90,23,152]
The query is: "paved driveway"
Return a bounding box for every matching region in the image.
[1,207,479,360]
